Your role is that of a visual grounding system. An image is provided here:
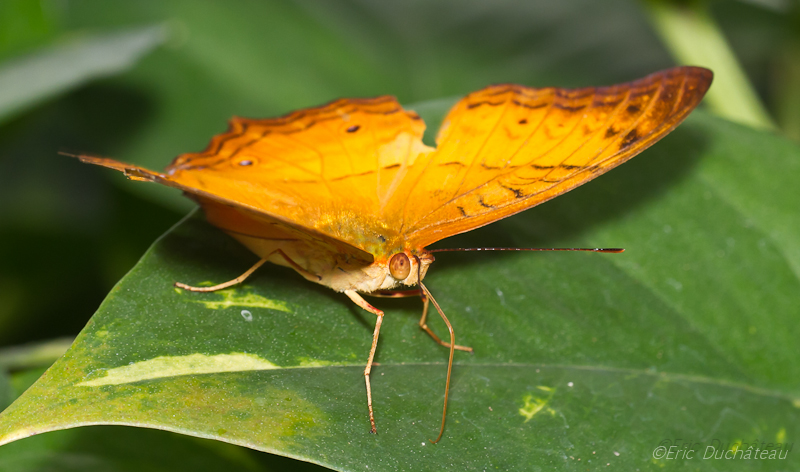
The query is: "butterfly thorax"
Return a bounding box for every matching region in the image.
[254,236,432,293]
[313,249,433,293]
[311,209,404,259]
[191,196,431,293]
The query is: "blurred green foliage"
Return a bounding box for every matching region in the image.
[0,0,799,470]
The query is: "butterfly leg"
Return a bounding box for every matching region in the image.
[175,249,318,292]
[345,290,384,434]
[418,282,455,444]
[370,289,423,298]
[418,291,473,353]
[371,289,472,352]
[175,257,269,292]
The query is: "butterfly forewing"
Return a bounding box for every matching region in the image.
[164,97,433,257]
[398,66,712,249]
[72,154,377,264]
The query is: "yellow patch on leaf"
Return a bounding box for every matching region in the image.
[76,352,280,386]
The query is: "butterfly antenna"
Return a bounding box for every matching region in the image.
[418,282,454,444]
[429,247,624,253]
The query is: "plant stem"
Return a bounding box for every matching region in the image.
[0,337,73,371]
[643,0,776,129]
[776,13,800,140]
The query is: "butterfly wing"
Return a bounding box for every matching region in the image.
[75,96,438,262]
[163,96,436,259]
[76,66,711,262]
[74,154,377,264]
[394,66,713,249]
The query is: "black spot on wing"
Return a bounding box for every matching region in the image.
[605,126,621,139]
[499,183,524,199]
[553,103,587,112]
[512,99,548,110]
[330,169,374,181]
[620,128,640,150]
[467,99,506,109]
[440,161,466,167]
[477,195,495,209]
[481,162,504,170]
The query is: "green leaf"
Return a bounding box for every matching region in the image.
[0,24,167,124]
[1,108,799,469]
[0,422,276,472]
[0,367,322,471]
[0,338,72,372]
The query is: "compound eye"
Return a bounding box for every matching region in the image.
[389,253,411,280]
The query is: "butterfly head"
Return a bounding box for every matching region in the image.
[384,250,433,288]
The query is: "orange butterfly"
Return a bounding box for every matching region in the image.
[72,66,712,442]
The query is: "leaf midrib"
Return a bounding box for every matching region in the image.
[80,360,798,403]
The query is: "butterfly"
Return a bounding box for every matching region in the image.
[71,66,712,442]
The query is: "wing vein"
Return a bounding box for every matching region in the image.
[451,96,516,200]
[399,105,470,234]
[279,131,335,198]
